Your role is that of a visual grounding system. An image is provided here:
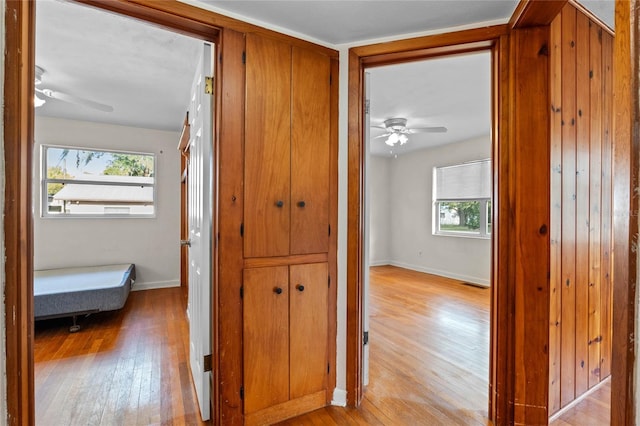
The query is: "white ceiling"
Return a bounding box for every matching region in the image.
[35,0,614,147]
[198,0,519,45]
[368,52,491,156]
[35,0,202,132]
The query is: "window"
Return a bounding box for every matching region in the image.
[42,145,155,217]
[433,159,491,238]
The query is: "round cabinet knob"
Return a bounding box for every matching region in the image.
[274,287,283,295]
[275,200,284,208]
[297,201,306,208]
[296,284,305,292]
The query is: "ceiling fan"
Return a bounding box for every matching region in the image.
[34,65,114,113]
[372,117,447,146]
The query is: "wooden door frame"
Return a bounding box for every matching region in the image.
[4,1,338,425]
[346,23,511,416]
[347,2,637,425]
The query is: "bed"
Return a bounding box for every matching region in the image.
[34,263,136,332]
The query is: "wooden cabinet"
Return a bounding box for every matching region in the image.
[243,263,329,419]
[242,32,333,424]
[244,34,331,258]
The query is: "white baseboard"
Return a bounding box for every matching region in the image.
[131,280,181,291]
[331,388,347,407]
[385,261,490,287]
[369,260,391,267]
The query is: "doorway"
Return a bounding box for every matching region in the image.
[31,0,215,423]
[362,52,493,422]
[347,26,513,421]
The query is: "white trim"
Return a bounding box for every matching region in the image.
[331,388,347,407]
[387,261,490,287]
[131,280,181,292]
[369,260,391,267]
[548,377,610,422]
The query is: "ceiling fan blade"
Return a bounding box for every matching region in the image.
[374,133,391,139]
[409,126,448,133]
[39,88,114,113]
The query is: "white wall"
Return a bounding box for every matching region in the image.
[368,136,491,285]
[0,0,7,422]
[33,117,181,290]
[368,155,391,265]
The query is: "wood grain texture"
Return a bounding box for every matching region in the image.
[573,11,590,398]
[587,20,603,390]
[548,5,615,416]
[610,1,638,425]
[509,0,568,28]
[4,1,36,425]
[246,390,326,426]
[216,27,245,426]
[243,253,328,269]
[599,30,613,382]
[549,13,563,415]
[490,34,514,426]
[290,47,331,255]
[352,25,508,66]
[560,5,577,407]
[244,33,292,257]
[281,266,491,425]
[289,263,328,399]
[346,47,364,407]
[243,266,290,414]
[34,288,209,426]
[511,26,551,425]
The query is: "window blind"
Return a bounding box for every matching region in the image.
[434,159,491,200]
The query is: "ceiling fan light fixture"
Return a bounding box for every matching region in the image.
[385,132,399,146]
[34,94,46,108]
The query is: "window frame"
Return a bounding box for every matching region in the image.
[432,158,492,239]
[434,198,492,239]
[41,144,157,218]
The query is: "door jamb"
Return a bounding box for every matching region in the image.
[3,1,223,424]
[346,25,509,414]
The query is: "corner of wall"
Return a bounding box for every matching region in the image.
[0,0,7,423]
[331,388,347,407]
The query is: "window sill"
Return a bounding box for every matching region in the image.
[433,232,491,240]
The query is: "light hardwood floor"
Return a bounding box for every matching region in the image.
[281,265,612,425]
[34,287,208,426]
[280,265,492,425]
[34,266,610,425]
[550,378,611,426]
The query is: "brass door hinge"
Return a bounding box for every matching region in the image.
[204,76,214,95]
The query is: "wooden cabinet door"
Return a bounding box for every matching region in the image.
[289,263,329,399]
[291,47,331,254]
[243,266,290,413]
[244,34,291,257]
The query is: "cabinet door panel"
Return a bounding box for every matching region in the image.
[243,266,290,413]
[245,34,291,257]
[289,263,329,398]
[291,47,331,254]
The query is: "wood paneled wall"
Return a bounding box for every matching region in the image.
[548,3,613,415]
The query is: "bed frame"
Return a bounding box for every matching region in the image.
[34,263,136,332]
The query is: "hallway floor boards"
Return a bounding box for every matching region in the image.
[280,265,492,425]
[34,287,207,426]
[34,266,610,425]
